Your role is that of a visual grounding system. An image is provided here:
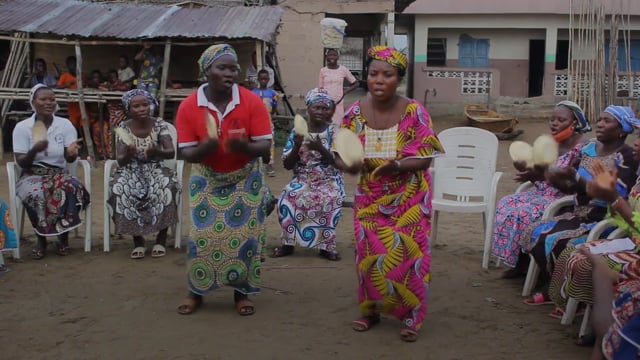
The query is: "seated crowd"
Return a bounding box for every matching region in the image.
[491,102,640,358]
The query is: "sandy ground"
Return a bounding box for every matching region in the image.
[0,115,593,360]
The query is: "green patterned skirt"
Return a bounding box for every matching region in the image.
[187,161,266,295]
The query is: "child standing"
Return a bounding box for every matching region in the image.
[252,69,279,177]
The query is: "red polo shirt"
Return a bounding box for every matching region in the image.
[176,84,272,172]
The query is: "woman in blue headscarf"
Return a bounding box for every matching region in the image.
[492,100,591,278]
[522,105,640,308]
[108,89,180,260]
[272,88,346,260]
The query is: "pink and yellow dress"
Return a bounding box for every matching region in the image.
[342,99,444,332]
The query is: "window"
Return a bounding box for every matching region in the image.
[556,40,569,70]
[458,36,489,68]
[427,38,446,66]
[605,40,640,71]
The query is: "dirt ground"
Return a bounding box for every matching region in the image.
[0,114,593,360]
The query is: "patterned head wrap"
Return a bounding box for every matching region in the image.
[29,83,58,113]
[305,88,334,107]
[556,100,591,133]
[198,44,238,76]
[367,45,408,72]
[121,89,159,115]
[604,105,640,133]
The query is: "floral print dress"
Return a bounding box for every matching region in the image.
[277,126,345,252]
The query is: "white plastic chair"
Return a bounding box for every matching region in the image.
[430,127,502,269]
[103,122,184,252]
[561,220,627,338]
[521,195,575,297]
[6,159,92,259]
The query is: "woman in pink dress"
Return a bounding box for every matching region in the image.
[318,48,359,127]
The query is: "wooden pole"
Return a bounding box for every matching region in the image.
[74,41,95,167]
[255,40,264,70]
[158,39,172,119]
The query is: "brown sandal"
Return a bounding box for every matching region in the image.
[235,298,255,316]
[400,320,419,342]
[177,296,202,315]
[270,246,294,258]
[352,315,380,332]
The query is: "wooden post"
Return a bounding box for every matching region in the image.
[158,39,172,120]
[74,40,95,167]
[255,41,263,69]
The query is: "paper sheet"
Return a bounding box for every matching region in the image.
[586,237,636,255]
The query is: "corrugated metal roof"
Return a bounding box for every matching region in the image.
[0,0,283,41]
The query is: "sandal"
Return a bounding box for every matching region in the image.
[548,306,586,320]
[130,246,146,260]
[177,295,203,315]
[57,243,71,256]
[151,244,166,258]
[235,298,255,316]
[319,249,341,261]
[576,333,596,347]
[31,248,46,260]
[400,320,419,342]
[352,315,380,332]
[0,264,10,274]
[270,246,294,258]
[523,292,553,306]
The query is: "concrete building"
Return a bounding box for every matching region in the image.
[402,0,640,109]
[275,0,397,100]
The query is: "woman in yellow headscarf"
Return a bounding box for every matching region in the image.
[334,46,444,342]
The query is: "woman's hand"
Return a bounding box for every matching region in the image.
[125,144,137,159]
[371,160,399,179]
[292,134,304,149]
[586,159,619,203]
[32,140,49,153]
[145,144,162,160]
[225,137,249,154]
[545,166,578,193]
[514,164,546,183]
[305,135,324,153]
[66,139,83,157]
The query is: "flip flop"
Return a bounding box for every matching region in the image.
[352,315,380,332]
[400,322,419,342]
[235,298,255,316]
[0,264,10,274]
[177,296,203,315]
[548,306,586,320]
[523,292,554,306]
[130,246,146,260]
[151,244,166,258]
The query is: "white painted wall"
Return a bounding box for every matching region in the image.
[427,28,546,60]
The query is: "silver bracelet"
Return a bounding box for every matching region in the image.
[394,160,401,172]
[574,171,581,183]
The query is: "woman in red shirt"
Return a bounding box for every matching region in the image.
[175,44,272,316]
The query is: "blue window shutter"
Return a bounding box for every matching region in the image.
[459,39,473,67]
[473,39,490,67]
[618,41,627,71]
[605,39,611,70]
[630,40,640,71]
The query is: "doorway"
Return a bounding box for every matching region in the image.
[528,39,545,97]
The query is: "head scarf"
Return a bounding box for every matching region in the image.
[604,105,640,133]
[556,100,591,133]
[121,89,159,115]
[305,88,334,107]
[198,44,238,77]
[29,83,58,113]
[367,45,408,72]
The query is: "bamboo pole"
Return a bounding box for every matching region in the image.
[158,39,172,119]
[74,41,96,167]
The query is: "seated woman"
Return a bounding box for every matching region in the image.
[108,89,180,259]
[12,84,89,259]
[523,105,640,305]
[492,101,590,277]
[550,116,640,315]
[272,88,346,261]
[581,245,640,359]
